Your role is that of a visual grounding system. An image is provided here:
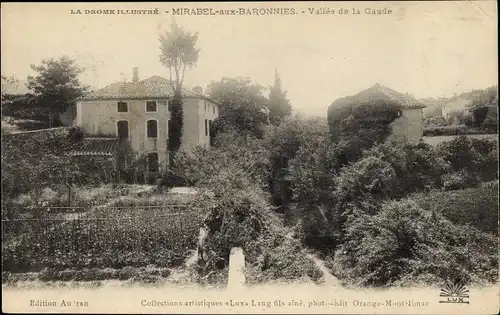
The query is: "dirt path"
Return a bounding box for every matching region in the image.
[165,249,198,285]
[283,230,341,286]
[305,251,341,286]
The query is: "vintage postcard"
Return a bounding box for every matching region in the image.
[1,1,498,314]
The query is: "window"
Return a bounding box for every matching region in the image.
[117,121,129,138]
[146,101,157,112]
[117,101,128,113]
[204,102,207,111]
[209,120,214,146]
[205,119,208,136]
[213,104,216,114]
[147,152,159,173]
[147,119,158,138]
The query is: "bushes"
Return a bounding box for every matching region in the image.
[423,125,494,136]
[363,141,449,194]
[437,136,498,183]
[423,116,447,128]
[172,132,272,194]
[1,127,83,200]
[423,106,498,136]
[332,199,498,287]
[441,170,480,190]
[245,236,323,284]
[171,131,323,284]
[266,116,332,207]
[411,182,498,235]
[192,188,323,285]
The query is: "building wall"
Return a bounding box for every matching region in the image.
[75,99,169,172]
[387,108,424,144]
[180,98,219,150]
[75,97,220,171]
[441,99,472,119]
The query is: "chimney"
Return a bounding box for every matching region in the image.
[132,67,139,83]
[193,86,203,95]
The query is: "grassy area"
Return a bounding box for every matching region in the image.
[411,181,498,235]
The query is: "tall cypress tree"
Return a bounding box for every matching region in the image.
[268,69,292,125]
[159,21,200,156]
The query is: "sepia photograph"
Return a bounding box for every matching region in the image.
[1,1,498,314]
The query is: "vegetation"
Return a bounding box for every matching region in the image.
[207,77,270,138]
[159,22,200,153]
[436,135,498,185]
[267,69,292,125]
[412,182,498,235]
[331,199,497,287]
[1,127,83,202]
[27,56,88,127]
[2,39,498,288]
[2,194,205,273]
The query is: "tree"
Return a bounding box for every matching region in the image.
[207,77,269,139]
[27,56,88,127]
[267,69,292,124]
[1,75,19,98]
[1,127,83,204]
[159,21,200,152]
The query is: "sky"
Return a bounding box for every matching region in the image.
[1,1,498,117]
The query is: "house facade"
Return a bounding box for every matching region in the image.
[74,69,219,174]
[386,107,425,143]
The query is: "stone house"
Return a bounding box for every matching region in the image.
[328,83,427,144]
[441,98,472,124]
[72,68,220,175]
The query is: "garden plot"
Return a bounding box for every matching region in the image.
[2,191,209,283]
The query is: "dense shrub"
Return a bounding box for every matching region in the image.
[1,94,48,122]
[331,141,448,212]
[295,152,396,250]
[289,137,371,209]
[363,141,450,194]
[172,132,323,284]
[192,187,323,285]
[265,116,332,207]
[423,116,447,128]
[332,199,498,287]
[423,125,494,136]
[295,140,450,252]
[412,182,498,235]
[172,131,272,194]
[441,170,480,190]
[245,236,323,284]
[480,106,498,133]
[1,127,83,200]
[437,136,498,183]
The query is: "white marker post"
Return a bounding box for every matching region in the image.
[227,247,246,290]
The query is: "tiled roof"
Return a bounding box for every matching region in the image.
[69,138,119,157]
[1,127,71,138]
[330,83,426,111]
[79,76,202,101]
